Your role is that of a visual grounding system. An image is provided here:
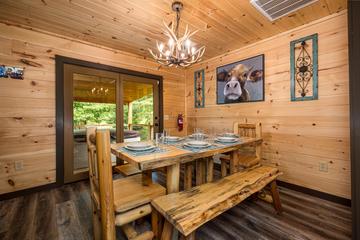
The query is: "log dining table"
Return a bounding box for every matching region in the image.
[111,137,262,194]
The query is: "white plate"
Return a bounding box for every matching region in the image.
[126,142,152,149]
[187,140,208,146]
[184,142,211,149]
[222,133,239,138]
[215,137,238,143]
[165,136,182,142]
[125,145,156,152]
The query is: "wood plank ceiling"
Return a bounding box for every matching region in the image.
[0,0,346,60]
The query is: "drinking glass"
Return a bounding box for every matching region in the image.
[155,133,163,147]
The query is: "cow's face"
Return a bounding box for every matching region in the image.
[223,64,250,100]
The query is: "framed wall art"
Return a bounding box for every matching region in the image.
[216,54,264,104]
[0,65,24,80]
[194,69,205,108]
[290,33,318,101]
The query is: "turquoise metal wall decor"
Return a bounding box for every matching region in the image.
[194,69,205,108]
[290,34,318,101]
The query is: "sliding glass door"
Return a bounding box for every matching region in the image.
[63,64,160,183]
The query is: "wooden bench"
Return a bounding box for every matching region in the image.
[151,165,282,239]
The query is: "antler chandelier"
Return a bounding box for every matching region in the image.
[148,1,205,67]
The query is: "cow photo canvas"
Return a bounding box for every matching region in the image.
[216,54,264,104]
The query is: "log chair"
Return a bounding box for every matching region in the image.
[86,127,166,240]
[220,122,262,177]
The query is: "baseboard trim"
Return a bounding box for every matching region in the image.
[277,181,351,207]
[213,163,351,206]
[0,182,58,201]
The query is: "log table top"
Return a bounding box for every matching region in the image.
[110,137,262,171]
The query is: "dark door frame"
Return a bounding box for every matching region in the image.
[55,55,164,185]
[348,1,360,240]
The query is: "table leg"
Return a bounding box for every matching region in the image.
[206,157,214,182]
[142,170,152,186]
[184,162,193,190]
[166,163,180,194]
[196,159,206,185]
[229,150,239,174]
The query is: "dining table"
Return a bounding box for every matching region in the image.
[111,136,262,194]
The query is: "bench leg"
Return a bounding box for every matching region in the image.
[184,162,193,190]
[181,231,196,240]
[152,208,163,240]
[269,180,282,214]
[161,220,173,240]
[220,160,227,177]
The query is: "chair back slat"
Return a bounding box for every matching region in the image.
[234,122,262,160]
[86,127,99,193]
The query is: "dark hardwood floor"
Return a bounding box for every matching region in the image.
[0,169,351,240]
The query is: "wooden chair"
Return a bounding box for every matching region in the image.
[220,122,262,177]
[86,127,166,240]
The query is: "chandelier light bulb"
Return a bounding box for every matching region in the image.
[185,39,191,48]
[159,43,164,51]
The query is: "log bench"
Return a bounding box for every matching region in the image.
[151,165,282,239]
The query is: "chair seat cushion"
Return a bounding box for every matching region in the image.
[114,174,166,213]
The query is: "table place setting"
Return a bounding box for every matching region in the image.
[118,141,168,156]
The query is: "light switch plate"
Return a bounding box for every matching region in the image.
[319,162,328,172]
[15,160,23,171]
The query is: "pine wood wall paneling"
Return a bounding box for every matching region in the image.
[0,23,186,195]
[185,11,350,198]
[0,0,346,60]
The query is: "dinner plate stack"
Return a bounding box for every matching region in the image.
[215,136,238,143]
[165,136,183,142]
[125,142,156,152]
[184,140,211,149]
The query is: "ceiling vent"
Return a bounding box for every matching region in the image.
[250,0,319,21]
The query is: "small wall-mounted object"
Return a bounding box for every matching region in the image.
[194,69,205,108]
[0,65,24,80]
[290,34,318,101]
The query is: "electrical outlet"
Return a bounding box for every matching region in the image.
[319,162,328,172]
[15,161,23,171]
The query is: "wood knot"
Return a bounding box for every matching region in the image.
[8,179,15,186]
[13,117,23,120]
[31,81,37,86]
[20,59,43,68]
[48,123,54,128]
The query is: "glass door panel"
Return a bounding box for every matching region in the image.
[72,73,116,172]
[64,64,119,183]
[121,75,159,142]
